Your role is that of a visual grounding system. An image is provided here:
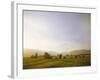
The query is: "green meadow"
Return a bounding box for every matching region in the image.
[23,49,91,69]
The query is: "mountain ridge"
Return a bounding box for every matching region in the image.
[23,48,90,57]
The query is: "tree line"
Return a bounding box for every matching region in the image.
[30,52,90,59]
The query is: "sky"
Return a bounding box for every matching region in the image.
[23,10,91,53]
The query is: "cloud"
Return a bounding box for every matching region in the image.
[23,10,91,52]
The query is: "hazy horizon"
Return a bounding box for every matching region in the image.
[23,10,91,53]
[24,48,90,53]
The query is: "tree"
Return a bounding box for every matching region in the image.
[75,55,78,59]
[34,53,38,58]
[63,56,66,59]
[44,52,52,59]
[58,54,62,59]
[31,54,34,58]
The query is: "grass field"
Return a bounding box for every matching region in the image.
[23,53,91,69]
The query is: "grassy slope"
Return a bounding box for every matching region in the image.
[23,55,90,69]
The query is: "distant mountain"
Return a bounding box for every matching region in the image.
[66,50,90,55]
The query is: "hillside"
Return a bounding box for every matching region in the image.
[23,49,91,69]
[67,50,90,55]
